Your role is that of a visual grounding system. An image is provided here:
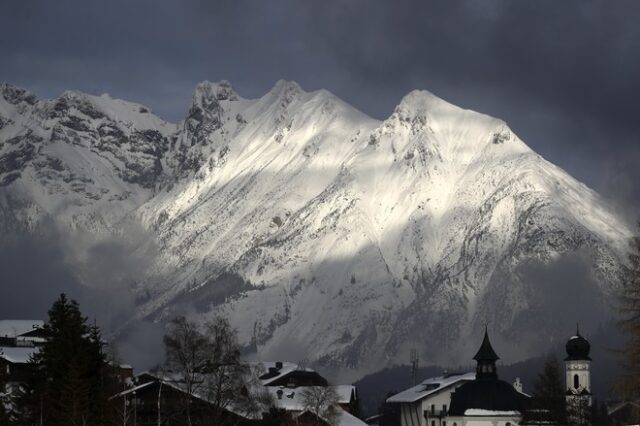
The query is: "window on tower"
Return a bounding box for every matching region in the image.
[574,374,580,389]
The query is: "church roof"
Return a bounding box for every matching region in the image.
[473,327,500,362]
[386,372,476,403]
[448,379,529,416]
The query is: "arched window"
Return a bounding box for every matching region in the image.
[506,422,512,426]
[432,421,436,426]
[574,374,580,389]
[453,423,457,426]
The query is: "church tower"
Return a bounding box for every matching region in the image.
[473,325,499,380]
[565,325,592,425]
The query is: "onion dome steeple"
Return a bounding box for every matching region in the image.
[565,323,591,361]
[473,324,500,380]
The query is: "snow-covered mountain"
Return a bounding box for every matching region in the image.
[0,80,630,377]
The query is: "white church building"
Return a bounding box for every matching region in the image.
[387,327,593,426]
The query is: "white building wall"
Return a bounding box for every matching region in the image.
[565,360,591,393]
[399,387,463,426]
[447,415,521,426]
[401,402,423,426]
[417,385,466,426]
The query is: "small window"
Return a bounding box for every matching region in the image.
[443,422,446,426]
[432,421,436,426]
[574,374,580,389]
[453,423,458,426]
[506,423,512,426]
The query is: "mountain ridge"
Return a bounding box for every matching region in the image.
[0,80,630,379]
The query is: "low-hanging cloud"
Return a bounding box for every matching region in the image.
[0,221,165,370]
[514,249,607,342]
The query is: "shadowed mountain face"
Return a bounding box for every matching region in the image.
[0,80,631,379]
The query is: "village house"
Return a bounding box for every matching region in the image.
[0,320,45,391]
[111,374,256,425]
[111,362,367,425]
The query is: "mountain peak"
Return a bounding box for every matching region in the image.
[192,80,239,106]
[392,88,506,137]
[1,83,37,106]
[398,89,455,112]
[266,80,304,103]
[271,79,302,93]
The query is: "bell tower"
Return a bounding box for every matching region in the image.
[565,324,592,425]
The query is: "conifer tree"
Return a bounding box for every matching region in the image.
[619,225,640,399]
[528,354,566,425]
[0,361,11,426]
[14,294,113,425]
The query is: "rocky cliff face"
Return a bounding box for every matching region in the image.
[0,80,630,377]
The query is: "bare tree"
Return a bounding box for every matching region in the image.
[301,386,339,426]
[204,317,250,424]
[163,316,209,425]
[112,391,134,426]
[163,315,256,425]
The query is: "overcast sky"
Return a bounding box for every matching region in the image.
[1,0,639,217]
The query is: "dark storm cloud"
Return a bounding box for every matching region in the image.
[0,2,638,198]
[299,0,640,216]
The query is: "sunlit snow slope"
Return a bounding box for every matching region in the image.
[0,81,630,377]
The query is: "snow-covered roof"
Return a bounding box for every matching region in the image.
[109,381,155,399]
[0,320,43,338]
[336,409,368,426]
[335,385,356,403]
[267,385,355,411]
[387,372,475,403]
[0,346,39,364]
[463,409,520,416]
[248,361,316,386]
[295,409,367,426]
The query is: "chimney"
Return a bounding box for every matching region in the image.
[513,377,523,393]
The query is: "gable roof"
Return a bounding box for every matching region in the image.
[0,320,44,338]
[124,370,267,420]
[386,372,475,403]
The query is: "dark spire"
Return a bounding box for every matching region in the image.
[473,324,500,380]
[473,324,500,362]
